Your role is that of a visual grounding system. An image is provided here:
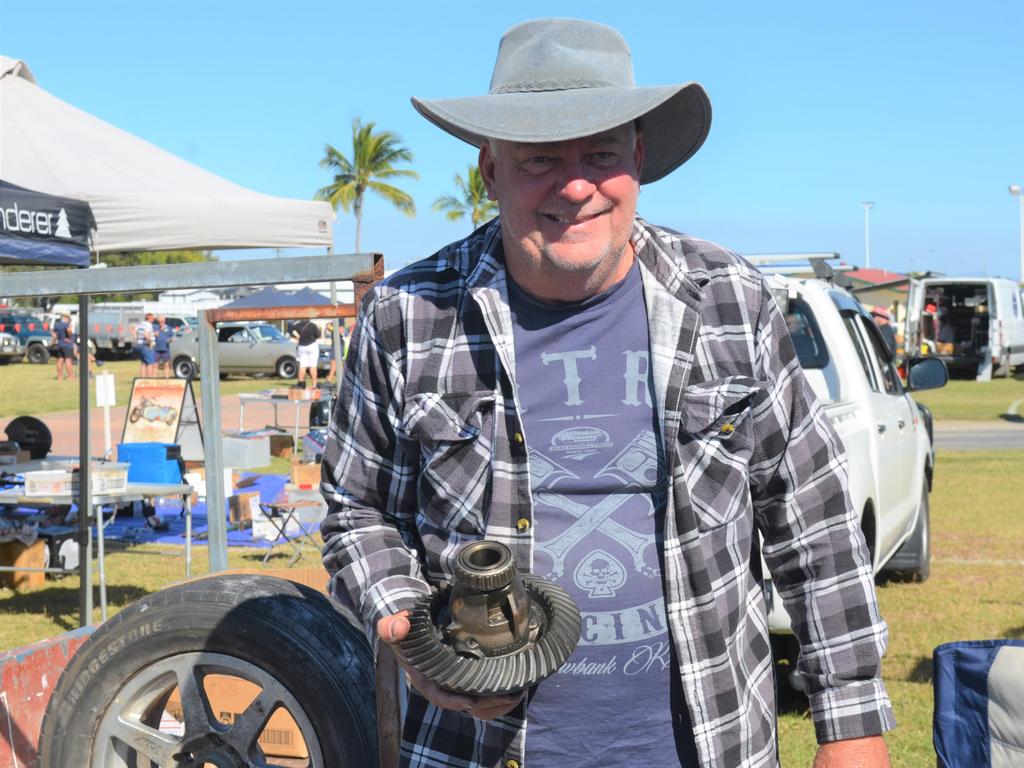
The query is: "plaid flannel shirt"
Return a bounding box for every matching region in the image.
[321,217,896,768]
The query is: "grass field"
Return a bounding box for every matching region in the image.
[911,370,1024,421]
[2,450,1020,764]
[778,449,1024,765]
[0,358,303,419]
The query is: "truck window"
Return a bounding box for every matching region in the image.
[784,300,829,369]
[858,316,902,394]
[842,315,881,392]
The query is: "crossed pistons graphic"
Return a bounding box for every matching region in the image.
[530,431,661,581]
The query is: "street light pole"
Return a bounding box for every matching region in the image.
[1010,185,1024,284]
[862,201,874,269]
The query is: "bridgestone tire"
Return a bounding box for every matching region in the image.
[27,344,49,364]
[174,357,197,379]
[38,574,377,768]
[276,357,298,379]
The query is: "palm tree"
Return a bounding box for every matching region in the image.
[315,118,418,251]
[432,165,498,230]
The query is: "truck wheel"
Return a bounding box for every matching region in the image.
[173,357,197,379]
[276,357,298,379]
[37,574,377,768]
[884,481,931,582]
[27,344,49,364]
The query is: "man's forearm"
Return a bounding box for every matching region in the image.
[814,735,890,767]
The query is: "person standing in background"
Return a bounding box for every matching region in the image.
[51,312,75,381]
[290,317,321,389]
[152,316,175,378]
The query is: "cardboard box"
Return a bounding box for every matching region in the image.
[0,539,47,590]
[164,674,307,759]
[936,342,955,355]
[287,387,320,401]
[228,491,260,524]
[289,460,321,489]
[268,433,294,459]
[24,463,129,496]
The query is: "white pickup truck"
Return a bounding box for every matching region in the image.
[760,270,948,652]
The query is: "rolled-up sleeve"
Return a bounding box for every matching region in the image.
[320,286,430,646]
[747,281,897,743]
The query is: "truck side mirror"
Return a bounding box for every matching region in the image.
[906,357,948,391]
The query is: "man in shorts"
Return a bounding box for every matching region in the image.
[134,313,156,377]
[152,316,175,378]
[290,318,321,388]
[51,313,75,381]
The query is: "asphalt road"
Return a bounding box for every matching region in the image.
[933,420,1024,451]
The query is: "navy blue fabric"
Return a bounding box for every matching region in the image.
[153,326,175,353]
[509,261,686,766]
[0,233,90,266]
[933,639,1024,767]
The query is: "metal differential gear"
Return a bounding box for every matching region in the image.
[399,540,581,696]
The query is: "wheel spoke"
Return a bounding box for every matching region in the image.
[221,686,279,753]
[175,665,214,738]
[107,718,179,764]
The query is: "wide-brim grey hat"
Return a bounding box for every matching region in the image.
[412,18,711,184]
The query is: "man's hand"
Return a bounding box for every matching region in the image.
[813,735,891,767]
[378,611,525,721]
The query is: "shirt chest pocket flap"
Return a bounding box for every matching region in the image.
[681,376,763,436]
[399,391,495,447]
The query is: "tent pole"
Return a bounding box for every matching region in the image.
[330,265,342,391]
[198,309,228,572]
[77,295,93,626]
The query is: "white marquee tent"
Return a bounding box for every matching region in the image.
[0,56,334,256]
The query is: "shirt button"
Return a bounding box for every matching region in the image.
[505,761,520,768]
[512,431,524,444]
[516,518,530,532]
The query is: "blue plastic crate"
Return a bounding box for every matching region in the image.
[116,443,183,484]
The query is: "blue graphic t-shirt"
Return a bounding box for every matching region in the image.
[509,260,690,766]
[154,326,175,353]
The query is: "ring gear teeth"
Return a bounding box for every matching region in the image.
[400,545,582,696]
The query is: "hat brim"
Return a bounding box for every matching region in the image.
[411,82,711,184]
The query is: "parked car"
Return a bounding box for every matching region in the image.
[169,322,328,379]
[905,276,1024,379]
[0,311,52,363]
[0,331,24,363]
[760,268,948,684]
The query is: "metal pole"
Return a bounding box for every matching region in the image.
[1018,192,1023,285]
[77,296,92,626]
[862,201,874,269]
[330,279,343,389]
[198,309,228,572]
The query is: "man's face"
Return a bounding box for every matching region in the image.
[479,123,644,301]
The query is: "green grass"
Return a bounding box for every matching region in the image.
[0,358,301,418]
[911,371,1024,421]
[778,450,1024,766]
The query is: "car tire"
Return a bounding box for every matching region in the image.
[37,574,377,768]
[173,357,197,379]
[27,344,49,364]
[276,356,298,379]
[884,480,931,582]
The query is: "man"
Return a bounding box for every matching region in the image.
[321,19,894,768]
[152,316,175,378]
[51,313,75,381]
[289,317,321,388]
[871,306,897,357]
[133,313,156,377]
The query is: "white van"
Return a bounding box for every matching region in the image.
[905,276,1024,379]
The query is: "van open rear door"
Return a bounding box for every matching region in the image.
[904,278,924,367]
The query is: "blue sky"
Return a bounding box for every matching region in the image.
[4,0,1023,280]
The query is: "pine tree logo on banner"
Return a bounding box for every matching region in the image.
[55,208,72,238]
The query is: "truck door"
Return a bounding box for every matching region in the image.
[859,312,919,557]
[841,312,909,560]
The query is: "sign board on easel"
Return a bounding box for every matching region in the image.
[121,378,204,461]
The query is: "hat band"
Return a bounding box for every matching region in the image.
[491,78,615,94]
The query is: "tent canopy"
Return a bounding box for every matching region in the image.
[0,56,334,255]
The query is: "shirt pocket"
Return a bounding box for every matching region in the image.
[399,391,496,534]
[678,376,763,530]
